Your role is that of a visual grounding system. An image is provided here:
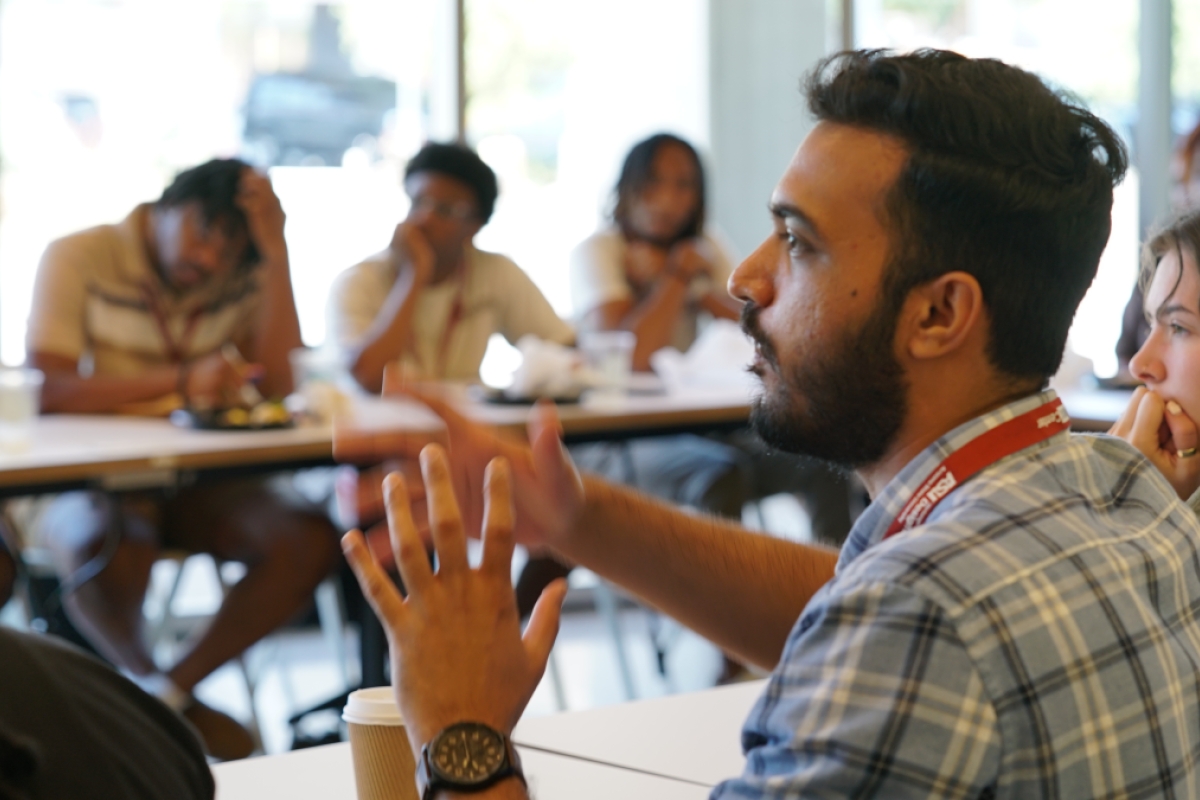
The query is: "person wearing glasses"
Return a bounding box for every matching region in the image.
[328,142,573,393]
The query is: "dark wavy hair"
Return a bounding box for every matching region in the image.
[404,142,499,225]
[157,158,259,270]
[612,133,706,245]
[807,49,1128,383]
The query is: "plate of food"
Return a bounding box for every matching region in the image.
[169,400,294,430]
[468,385,583,406]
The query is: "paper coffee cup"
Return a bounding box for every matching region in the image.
[343,687,418,800]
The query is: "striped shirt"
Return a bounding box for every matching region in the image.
[26,205,261,378]
[715,390,1200,799]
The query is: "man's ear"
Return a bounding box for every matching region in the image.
[899,271,986,361]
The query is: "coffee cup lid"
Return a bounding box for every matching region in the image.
[343,687,404,726]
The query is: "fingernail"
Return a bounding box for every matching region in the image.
[1168,400,1183,415]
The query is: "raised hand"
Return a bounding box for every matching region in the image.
[341,448,568,753]
[388,221,436,287]
[624,241,670,289]
[334,379,585,552]
[667,238,715,283]
[1110,386,1200,500]
[235,168,287,263]
[184,350,262,410]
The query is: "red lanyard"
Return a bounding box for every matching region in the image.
[884,398,1071,539]
[141,282,203,364]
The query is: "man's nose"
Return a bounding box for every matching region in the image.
[728,238,775,308]
[189,242,224,273]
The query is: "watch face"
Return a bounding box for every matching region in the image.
[431,723,507,786]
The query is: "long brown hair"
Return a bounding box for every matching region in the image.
[1140,209,1200,310]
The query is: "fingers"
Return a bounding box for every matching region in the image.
[530,400,579,492]
[1109,386,1146,437]
[384,472,434,595]
[422,445,469,575]
[481,458,516,579]
[342,529,407,624]
[523,578,568,670]
[333,426,439,463]
[1163,399,1199,457]
[1130,390,1169,456]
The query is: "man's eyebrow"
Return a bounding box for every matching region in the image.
[768,201,825,242]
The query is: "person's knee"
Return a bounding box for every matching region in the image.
[40,492,123,564]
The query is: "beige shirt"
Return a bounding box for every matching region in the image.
[327,245,574,382]
[569,227,736,352]
[26,205,261,377]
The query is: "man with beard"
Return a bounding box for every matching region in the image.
[335,50,1200,798]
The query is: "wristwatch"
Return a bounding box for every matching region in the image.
[416,721,525,799]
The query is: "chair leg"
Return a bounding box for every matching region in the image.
[148,557,189,662]
[593,580,636,701]
[545,647,568,712]
[314,576,350,689]
[214,558,263,751]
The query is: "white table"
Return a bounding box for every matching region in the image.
[213,743,712,800]
[0,387,753,494]
[513,680,764,786]
[212,680,763,799]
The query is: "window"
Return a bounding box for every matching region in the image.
[0,0,445,364]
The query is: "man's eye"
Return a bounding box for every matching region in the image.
[1170,322,1189,336]
[784,232,812,255]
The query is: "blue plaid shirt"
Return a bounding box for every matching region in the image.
[715,391,1200,799]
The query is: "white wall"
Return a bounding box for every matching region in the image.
[707,0,827,259]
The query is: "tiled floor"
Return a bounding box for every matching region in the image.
[5,493,811,756]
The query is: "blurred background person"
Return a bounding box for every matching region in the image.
[327,141,573,394]
[568,133,857,548]
[1116,121,1200,379]
[23,159,340,760]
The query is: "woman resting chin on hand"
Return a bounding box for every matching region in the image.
[1110,209,1200,501]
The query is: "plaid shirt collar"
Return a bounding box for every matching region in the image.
[838,389,1063,573]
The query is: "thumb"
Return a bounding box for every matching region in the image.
[529,402,581,498]
[522,578,568,669]
[1130,391,1169,457]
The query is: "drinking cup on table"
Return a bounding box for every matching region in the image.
[579,331,635,405]
[0,368,43,454]
[343,687,418,800]
[290,347,350,423]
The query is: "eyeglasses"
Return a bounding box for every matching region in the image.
[408,195,477,222]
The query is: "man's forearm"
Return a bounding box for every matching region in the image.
[351,270,424,392]
[251,257,304,398]
[38,368,179,413]
[555,476,838,670]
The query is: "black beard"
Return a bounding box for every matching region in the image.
[743,300,908,469]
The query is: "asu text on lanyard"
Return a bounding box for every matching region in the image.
[883,398,1071,540]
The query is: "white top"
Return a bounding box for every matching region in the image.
[327,245,574,382]
[568,227,737,353]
